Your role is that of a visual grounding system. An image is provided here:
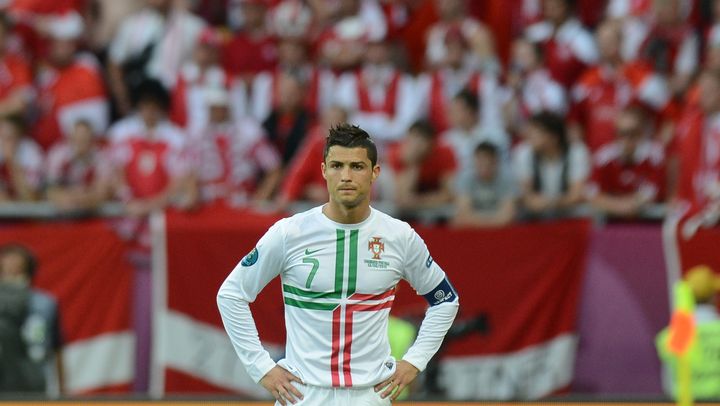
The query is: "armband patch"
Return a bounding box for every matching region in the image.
[423,278,458,306]
[241,247,259,267]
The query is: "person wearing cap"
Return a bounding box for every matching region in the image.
[170,27,234,132]
[189,86,282,207]
[656,265,720,400]
[334,34,419,151]
[32,12,109,151]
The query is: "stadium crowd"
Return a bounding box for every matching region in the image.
[0,0,718,229]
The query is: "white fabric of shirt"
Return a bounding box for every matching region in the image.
[217,206,459,387]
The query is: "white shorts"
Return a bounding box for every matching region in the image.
[274,383,392,406]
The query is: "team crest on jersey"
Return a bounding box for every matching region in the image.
[365,237,390,270]
[368,237,385,260]
[241,247,259,267]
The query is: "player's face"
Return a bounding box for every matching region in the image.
[322,146,379,209]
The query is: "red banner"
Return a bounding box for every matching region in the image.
[0,220,134,394]
[151,207,590,400]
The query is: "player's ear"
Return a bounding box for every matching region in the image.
[321,162,327,180]
[371,164,380,182]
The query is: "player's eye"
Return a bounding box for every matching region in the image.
[351,163,364,170]
[330,162,342,169]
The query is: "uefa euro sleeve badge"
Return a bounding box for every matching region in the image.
[241,247,259,267]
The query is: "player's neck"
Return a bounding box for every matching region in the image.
[322,201,371,225]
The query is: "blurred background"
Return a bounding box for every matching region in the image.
[0,0,719,402]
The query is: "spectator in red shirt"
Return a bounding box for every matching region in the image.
[524,0,598,88]
[252,2,335,122]
[33,12,109,151]
[0,13,32,118]
[335,36,420,149]
[586,105,667,218]
[672,70,720,216]
[105,79,197,218]
[389,120,457,212]
[569,20,671,152]
[0,115,43,202]
[223,0,277,80]
[45,119,109,211]
[503,37,567,135]
[190,87,282,208]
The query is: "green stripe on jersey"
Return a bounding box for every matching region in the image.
[335,230,345,294]
[347,229,358,295]
[283,284,341,299]
[284,297,338,311]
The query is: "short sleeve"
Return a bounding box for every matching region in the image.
[401,227,445,296]
[218,221,287,303]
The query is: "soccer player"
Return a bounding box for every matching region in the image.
[217,124,460,405]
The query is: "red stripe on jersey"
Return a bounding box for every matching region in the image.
[331,306,342,387]
[342,308,354,386]
[340,295,395,387]
[349,287,396,302]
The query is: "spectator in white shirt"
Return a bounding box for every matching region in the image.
[108,0,206,115]
[514,111,590,218]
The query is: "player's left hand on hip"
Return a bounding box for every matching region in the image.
[374,360,419,401]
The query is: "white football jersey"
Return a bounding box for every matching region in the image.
[218,206,458,388]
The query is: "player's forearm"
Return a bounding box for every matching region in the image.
[401,300,459,372]
[217,290,277,383]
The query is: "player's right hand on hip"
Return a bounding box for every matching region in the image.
[260,365,304,405]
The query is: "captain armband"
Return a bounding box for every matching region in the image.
[422,278,458,306]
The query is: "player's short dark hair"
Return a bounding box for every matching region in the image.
[528,111,568,152]
[475,141,499,157]
[408,120,436,140]
[132,78,171,111]
[454,88,480,112]
[323,123,378,167]
[0,243,38,281]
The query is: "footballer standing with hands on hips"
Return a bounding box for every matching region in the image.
[218,123,459,405]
